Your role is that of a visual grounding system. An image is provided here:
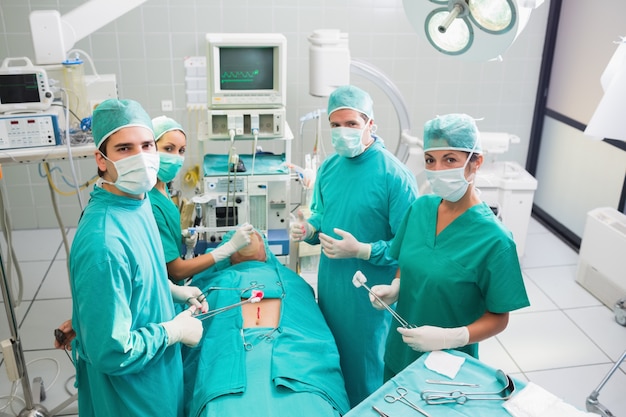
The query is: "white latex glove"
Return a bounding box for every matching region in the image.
[289,210,316,242]
[397,325,469,352]
[319,228,371,260]
[369,278,400,310]
[210,222,254,263]
[182,229,198,250]
[169,281,208,313]
[161,307,203,347]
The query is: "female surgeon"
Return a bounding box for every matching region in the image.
[149,116,254,282]
[370,113,530,381]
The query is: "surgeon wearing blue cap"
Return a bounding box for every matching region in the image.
[368,113,529,380]
[290,85,419,406]
[68,99,206,417]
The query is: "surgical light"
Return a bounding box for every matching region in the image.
[404,0,545,61]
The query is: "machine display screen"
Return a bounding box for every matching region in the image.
[219,47,274,91]
[0,74,40,104]
[216,206,238,227]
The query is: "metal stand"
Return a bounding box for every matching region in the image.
[585,348,626,416]
[0,251,50,416]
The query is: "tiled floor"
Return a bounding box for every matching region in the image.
[0,217,624,416]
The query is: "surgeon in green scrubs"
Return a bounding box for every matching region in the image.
[369,113,530,381]
[148,116,253,283]
[290,85,419,406]
[69,99,206,417]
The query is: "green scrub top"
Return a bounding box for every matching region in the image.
[305,138,419,406]
[69,185,183,417]
[149,187,183,263]
[386,194,530,377]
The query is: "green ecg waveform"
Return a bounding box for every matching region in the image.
[221,70,259,83]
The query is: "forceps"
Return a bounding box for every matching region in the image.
[384,387,431,417]
[420,369,516,405]
[352,271,416,329]
[198,282,265,303]
[195,290,264,321]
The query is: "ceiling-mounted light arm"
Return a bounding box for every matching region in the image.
[29,0,149,65]
[438,1,469,34]
[404,0,545,61]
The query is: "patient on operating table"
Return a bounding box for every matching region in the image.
[181,230,350,417]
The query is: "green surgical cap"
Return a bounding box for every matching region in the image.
[423,113,482,154]
[92,99,153,148]
[152,115,186,142]
[327,85,374,120]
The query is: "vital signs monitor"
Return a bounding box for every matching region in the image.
[0,57,53,114]
[206,33,287,109]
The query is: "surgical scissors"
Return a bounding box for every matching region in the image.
[352,271,416,329]
[384,387,431,417]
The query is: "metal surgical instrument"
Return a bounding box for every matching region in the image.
[421,369,515,405]
[372,405,390,417]
[425,379,480,387]
[198,282,265,304]
[352,271,416,329]
[195,290,264,321]
[384,387,431,417]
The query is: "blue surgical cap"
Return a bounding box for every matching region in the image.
[327,85,374,120]
[423,113,482,154]
[152,116,186,142]
[92,99,153,148]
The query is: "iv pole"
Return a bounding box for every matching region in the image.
[0,251,50,416]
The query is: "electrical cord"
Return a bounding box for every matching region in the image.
[0,180,24,307]
[0,381,24,416]
[251,128,259,176]
[25,357,61,395]
[51,103,81,124]
[60,89,85,211]
[40,162,97,197]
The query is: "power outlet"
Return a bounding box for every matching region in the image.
[1,338,19,381]
[161,100,173,112]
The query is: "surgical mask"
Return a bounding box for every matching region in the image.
[425,154,474,203]
[157,153,184,183]
[99,151,159,195]
[331,123,368,158]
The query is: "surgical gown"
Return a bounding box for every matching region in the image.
[69,185,183,417]
[305,138,419,406]
[182,258,350,417]
[385,194,530,377]
[149,187,183,263]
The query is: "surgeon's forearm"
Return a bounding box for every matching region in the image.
[166,252,218,281]
[466,311,509,344]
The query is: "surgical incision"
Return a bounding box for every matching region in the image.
[241,298,281,328]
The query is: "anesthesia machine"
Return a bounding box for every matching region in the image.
[193,33,292,263]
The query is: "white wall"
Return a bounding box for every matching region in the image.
[0,0,550,229]
[533,1,626,238]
